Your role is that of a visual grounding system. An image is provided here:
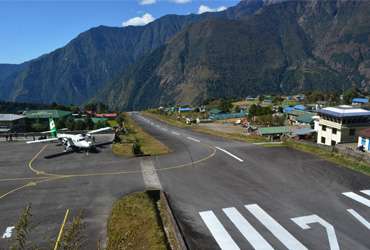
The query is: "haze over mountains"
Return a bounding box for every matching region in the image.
[1,0,370,110]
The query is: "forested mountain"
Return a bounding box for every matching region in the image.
[0,0,263,105]
[1,0,370,110]
[100,0,370,110]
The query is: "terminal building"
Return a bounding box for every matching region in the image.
[317,105,370,146]
[0,114,26,133]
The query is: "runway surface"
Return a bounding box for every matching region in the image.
[0,112,369,249]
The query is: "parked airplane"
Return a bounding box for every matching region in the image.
[27,118,111,152]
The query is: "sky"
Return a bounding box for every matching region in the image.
[0,0,239,64]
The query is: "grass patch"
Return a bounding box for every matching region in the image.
[113,113,170,157]
[284,140,370,176]
[107,120,118,127]
[106,192,168,250]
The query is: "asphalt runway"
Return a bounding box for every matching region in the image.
[133,113,370,250]
[0,113,369,250]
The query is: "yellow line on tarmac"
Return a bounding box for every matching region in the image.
[28,145,66,178]
[0,181,36,200]
[0,176,49,182]
[54,208,70,250]
[0,176,67,200]
[1,139,217,199]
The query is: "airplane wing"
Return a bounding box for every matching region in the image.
[26,138,59,144]
[87,127,112,134]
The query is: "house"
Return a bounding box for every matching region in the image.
[258,126,290,141]
[358,128,370,152]
[286,110,314,125]
[0,114,26,133]
[352,98,369,106]
[291,127,316,140]
[317,105,370,146]
[178,107,193,113]
[24,109,72,121]
[209,111,246,121]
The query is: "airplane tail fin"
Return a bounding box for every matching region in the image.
[49,118,58,137]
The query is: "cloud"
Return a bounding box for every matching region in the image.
[171,0,191,4]
[198,4,227,14]
[122,13,155,27]
[139,0,156,5]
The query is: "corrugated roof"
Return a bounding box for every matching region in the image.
[25,110,72,119]
[210,112,246,120]
[0,114,25,121]
[296,114,314,124]
[318,106,370,118]
[292,127,315,136]
[352,98,369,103]
[258,126,290,135]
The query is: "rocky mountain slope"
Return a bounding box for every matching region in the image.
[0,0,263,105]
[100,0,370,110]
[1,0,370,110]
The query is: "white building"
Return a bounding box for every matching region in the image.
[358,128,370,152]
[317,105,370,146]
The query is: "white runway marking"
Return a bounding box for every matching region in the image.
[347,209,370,229]
[187,136,200,142]
[171,131,180,136]
[361,190,370,197]
[223,207,274,250]
[2,226,14,239]
[292,215,339,250]
[342,192,370,207]
[199,210,240,250]
[215,147,244,162]
[245,204,307,250]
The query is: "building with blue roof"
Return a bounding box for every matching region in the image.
[352,98,369,105]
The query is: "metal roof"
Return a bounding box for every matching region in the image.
[258,126,290,135]
[0,114,25,121]
[318,106,370,118]
[292,127,315,136]
[296,114,314,124]
[352,98,369,103]
[25,110,72,119]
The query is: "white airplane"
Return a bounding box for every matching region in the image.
[27,118,112,152]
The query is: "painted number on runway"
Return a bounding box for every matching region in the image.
[199,204,343,250]
[200,189,370,250]
[2,226,15,239]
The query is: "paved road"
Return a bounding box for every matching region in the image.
[133,113,370,250]
[0,112,369,250]
[0,134,144,249]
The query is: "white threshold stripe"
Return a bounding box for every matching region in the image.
[347,209,370,229]
[215,147,244,162]
[187,136,200,142]
[342,192,370,207]
[361,190,370,197]
[199,211,240,250]
[245,204,307,250]
[223,207,274,250]
[171,131,180,136]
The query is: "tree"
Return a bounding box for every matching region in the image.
[61,210,86,250]
[11,204,32,250]
[74,120,86,131]
[85,118,94,130]
[343,87,360,104]
[219,99,233,113]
